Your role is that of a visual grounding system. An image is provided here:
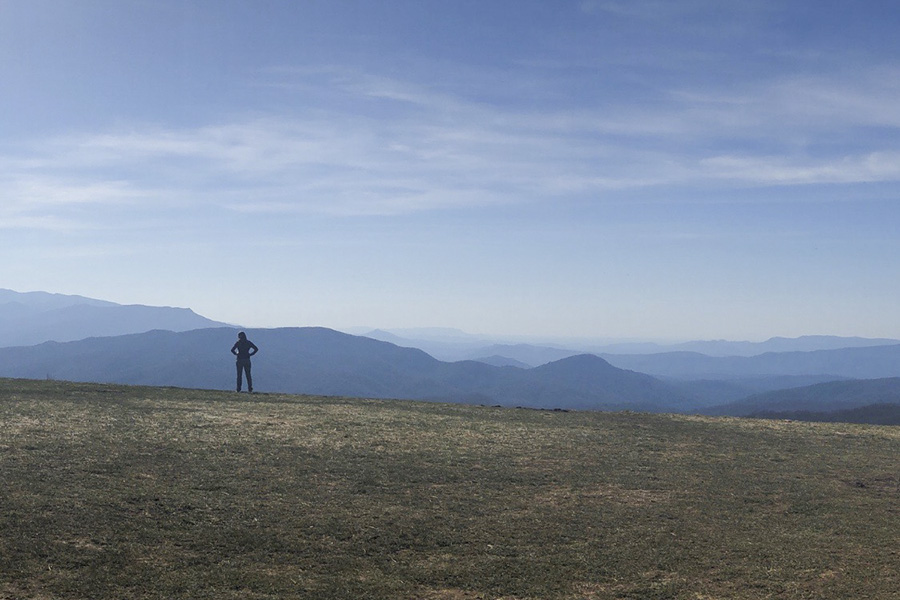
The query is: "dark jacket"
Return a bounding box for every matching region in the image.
[231,339,258,360]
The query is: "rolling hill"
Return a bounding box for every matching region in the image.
[600,345,900,380]
[705,377,900,418]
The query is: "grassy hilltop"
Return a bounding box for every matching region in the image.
[1,379,897,599]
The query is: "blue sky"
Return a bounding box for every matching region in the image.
[2,0,899,341]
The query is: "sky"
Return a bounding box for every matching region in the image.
[2,0,899,342]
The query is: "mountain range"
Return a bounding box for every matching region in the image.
[706,377,900,417]
[2,289,899,422]
[0,288,231,347]
[0,327,692,412]
[362,328,900,366]
[598,345,900,380]
[2,325,899,419]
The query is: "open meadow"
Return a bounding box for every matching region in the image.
[1,378,898,599]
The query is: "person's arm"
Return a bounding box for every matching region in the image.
[231,343,239,356]
[249,342,259,356]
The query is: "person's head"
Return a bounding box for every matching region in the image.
[238,331,247,340]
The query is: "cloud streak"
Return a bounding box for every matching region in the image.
[3,60,899,231]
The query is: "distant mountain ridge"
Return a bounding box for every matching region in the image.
[600,345,900,380]
[2,325,899,422]
[363,328,900,366]
[0,288,120,309]
[704,377,900,419]
[0,288,232,347]
[591,335,900,357]
[4,290,899,423]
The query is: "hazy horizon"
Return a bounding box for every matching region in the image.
[3,1,899,341]
[6,285,900,350]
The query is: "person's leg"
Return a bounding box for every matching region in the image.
[235,360,243,391]
[246,361,253,393]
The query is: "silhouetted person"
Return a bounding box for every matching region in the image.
[231,331,258,393]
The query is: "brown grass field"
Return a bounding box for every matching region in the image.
[1,378,898,599]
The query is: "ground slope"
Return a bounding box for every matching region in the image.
[1,379,897,599]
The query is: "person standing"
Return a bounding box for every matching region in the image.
[231,331,258,393]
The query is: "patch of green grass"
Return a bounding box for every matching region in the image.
[1,378,898,599]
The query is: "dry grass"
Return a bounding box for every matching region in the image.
[1,378,898,599]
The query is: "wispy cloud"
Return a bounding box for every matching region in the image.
[0,173,149,231]
[700,151,900,185]
[3,60,899,232]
